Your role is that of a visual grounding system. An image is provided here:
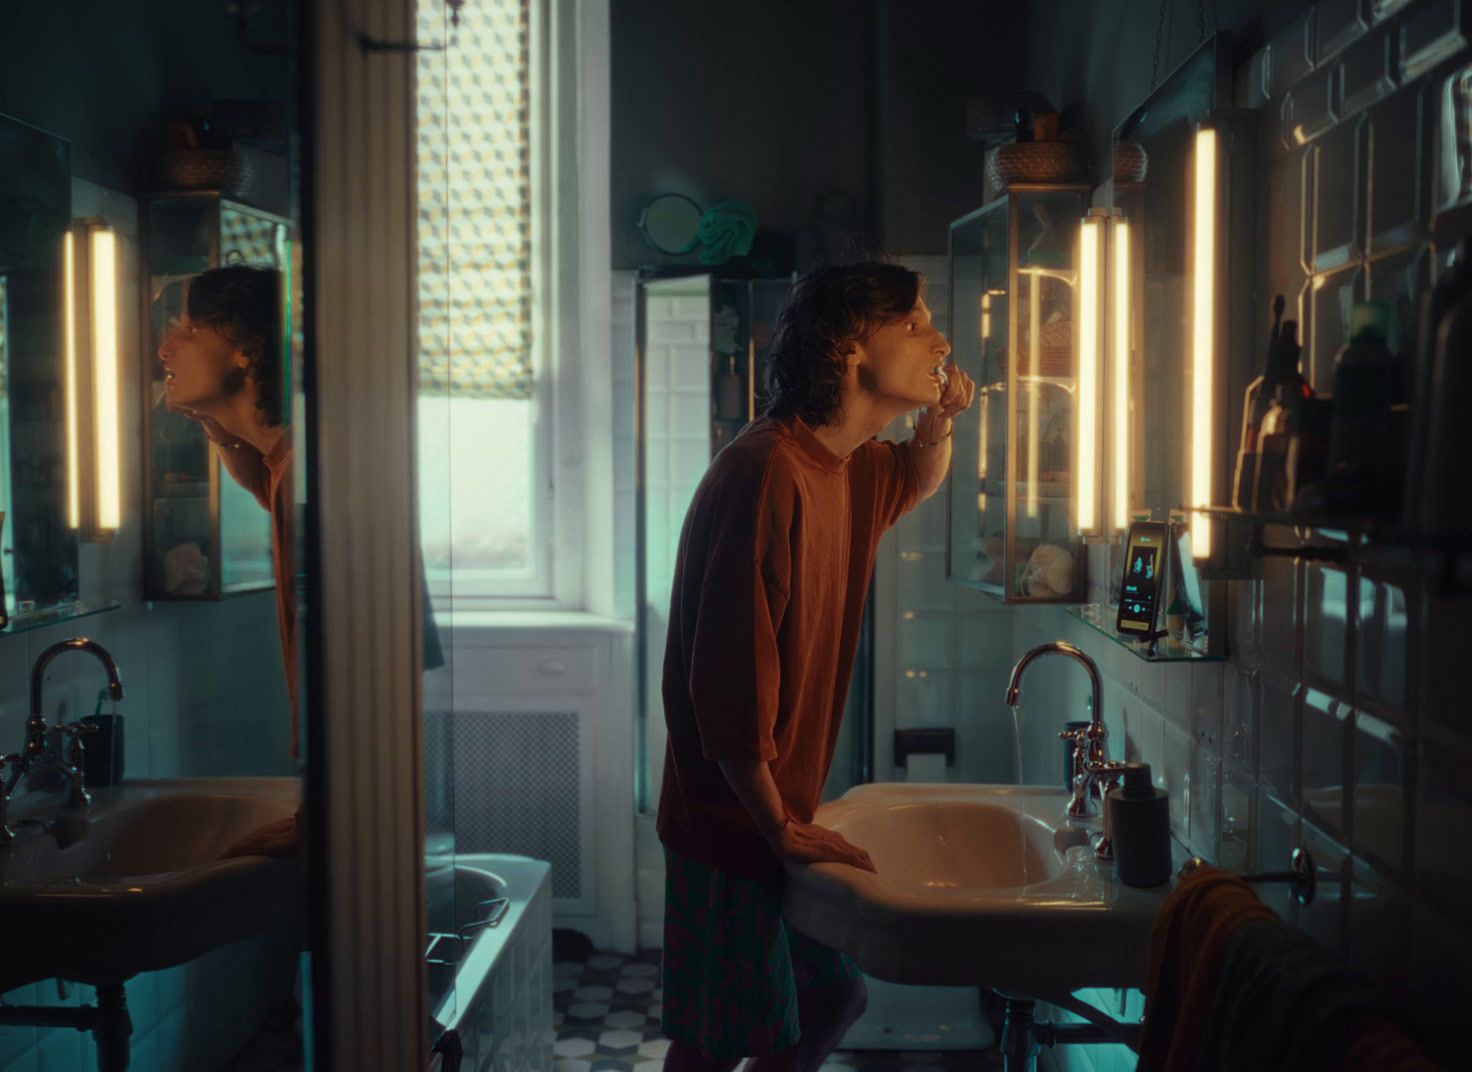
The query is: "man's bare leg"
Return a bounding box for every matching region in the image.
[745,976,868,1072]
[663,1041,741,1072]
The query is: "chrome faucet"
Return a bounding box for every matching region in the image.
[11,638,124,818]
[1006,641,1128,859]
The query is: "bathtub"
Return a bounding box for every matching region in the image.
[428,853,554,1072]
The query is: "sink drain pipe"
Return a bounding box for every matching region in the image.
[1000,997,1140,1072]
[0,983,132,1071]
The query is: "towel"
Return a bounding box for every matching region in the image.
[1137,865,1278,1071]
[1197,920,1438,1072]
[696,199,757,265]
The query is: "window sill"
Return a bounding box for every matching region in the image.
[434,608,635,636]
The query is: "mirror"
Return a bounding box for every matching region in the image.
[0,114,80,622]
[1113,36,1229,523]
[946,187,1090,602]
[638,192,703,255]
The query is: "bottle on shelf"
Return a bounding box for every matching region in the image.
[1233,295,1311,510]
[1326,302,1397,518]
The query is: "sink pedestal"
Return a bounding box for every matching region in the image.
[0,980,133,1071]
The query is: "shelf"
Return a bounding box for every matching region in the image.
[1067,604,1224,663]
[2,601,120,638]
[1189,505,1472,550]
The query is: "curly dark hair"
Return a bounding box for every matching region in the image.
[186,265,284,427]
[761,261,922,428]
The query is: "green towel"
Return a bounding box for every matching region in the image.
[697,199,757,264]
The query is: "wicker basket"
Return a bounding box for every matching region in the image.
[986,141,1085,187]
[158,149,256,200]
[1113,142,1148,184]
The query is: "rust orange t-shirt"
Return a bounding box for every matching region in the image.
[656,416,920,883]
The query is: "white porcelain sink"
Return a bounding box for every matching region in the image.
[782,783,1183,996]
[0,777,302,989]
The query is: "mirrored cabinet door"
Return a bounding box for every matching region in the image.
[947,186,1089,603]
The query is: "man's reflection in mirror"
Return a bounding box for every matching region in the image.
[157,266,298,751]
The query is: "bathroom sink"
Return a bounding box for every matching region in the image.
[0,777,302,989]
[782,783,1182,996]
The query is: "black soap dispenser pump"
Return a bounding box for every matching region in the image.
[1107,762,1172,887]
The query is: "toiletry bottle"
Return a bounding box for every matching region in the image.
[1417,243,1472,536]
[1327,302,1396,517]
[1405,237,1472,532]
[1234,296,1310,509]
[715,354,745,421]
[1253,384,1299,513]
[1107,762,1171,887]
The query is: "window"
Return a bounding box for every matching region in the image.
[415,0,551,602]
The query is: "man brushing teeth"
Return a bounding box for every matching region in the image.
[656,262,974,1072]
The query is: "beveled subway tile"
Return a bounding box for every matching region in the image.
[1310,120,1364,271]
[1401,0,1472,81]
[1259,553,1301,680]
[1287,67,1340,147]
[1364,87,1429,255]
[1259,672,1300,807]
[1304,562,1352,695]
[1299,819,1351,951]
[1255,788,1301,919]
[1319,0,1372,64]
[1189,747,1221,860]
[1220,765,1254,872]
[1339,28,1397,119]
[1243,45,1270,111]
[1419,578,1470,736]
[1348,855,1414,980]
[1269,6,1316,99]
[1351,708,1410,871]
[1415,725,1472,928]
[1265,152,1309,314]
[1300,688,1350,841]
[1163,721,1192,839]
[1432,63,1472,214]
[1354,566,1413,717]
[1223,664,1259,777]
[1228,575,1263,667]
[1371,0,1415,22]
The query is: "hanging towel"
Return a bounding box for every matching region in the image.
[1137,865,1278,1071]
[1197,919,1439,1072]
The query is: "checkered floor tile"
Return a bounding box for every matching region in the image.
[553,947,1000,1071]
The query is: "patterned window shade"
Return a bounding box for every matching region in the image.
[416,0,536,400]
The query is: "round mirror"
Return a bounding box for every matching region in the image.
[638,193,703,255]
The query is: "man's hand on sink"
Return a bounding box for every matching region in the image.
[219,810,300,859]
[768,819,876,872]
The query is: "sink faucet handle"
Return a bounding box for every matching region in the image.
[60,721,97,774]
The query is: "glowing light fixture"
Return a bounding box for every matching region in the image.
[1076,215,1103,535]
[1189,126,1218,560]
[1111,217,1132,532]
[1026,274,1041,519]
[64,218,121,540]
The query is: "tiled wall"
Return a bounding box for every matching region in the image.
[0,181,298,1072]
[1007,2,1472,1067]
[633,280,714,810]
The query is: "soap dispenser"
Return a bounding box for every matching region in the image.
[1107,762,1171,887]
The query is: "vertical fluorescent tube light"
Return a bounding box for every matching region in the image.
[63,230,81,531]
[1112,218,1132,532]
[65,218,121,540]
[1076,217,1102,534]
[1026,275,1040,519]
[1190,127,1218,559]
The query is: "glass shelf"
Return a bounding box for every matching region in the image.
[1,601,119,638]
[1190,504,1472,550]
[1067,604,1225,663]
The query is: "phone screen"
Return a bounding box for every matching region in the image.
[1116,523,1166,635]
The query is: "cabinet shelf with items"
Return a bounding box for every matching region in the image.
[140,192,295,600]
[946,186,1091,603]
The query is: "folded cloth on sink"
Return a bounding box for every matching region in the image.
[1196,920,1437,1072]
[1137,865,1278,1071]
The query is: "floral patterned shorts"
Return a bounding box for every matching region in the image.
[660,848,862,1060]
